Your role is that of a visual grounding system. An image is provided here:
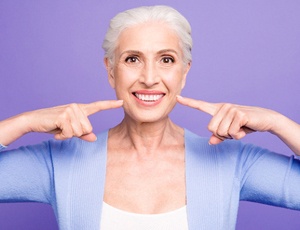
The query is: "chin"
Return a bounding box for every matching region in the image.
[125,109,170,124]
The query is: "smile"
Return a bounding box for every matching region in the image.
[133,93,165,102]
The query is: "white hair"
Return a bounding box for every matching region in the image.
[102,5,192,65]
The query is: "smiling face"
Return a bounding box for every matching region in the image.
[105,22,191,123]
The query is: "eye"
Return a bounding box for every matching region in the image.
[125,56,139,63]
[161,57,175,64]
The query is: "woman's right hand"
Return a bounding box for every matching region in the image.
[0,100,123,146]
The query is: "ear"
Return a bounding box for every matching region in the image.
[104,57,116,89]
[181,62,191,89]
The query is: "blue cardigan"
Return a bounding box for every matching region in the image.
[0,129,300,229]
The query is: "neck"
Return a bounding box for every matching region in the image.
[109,116,184,156]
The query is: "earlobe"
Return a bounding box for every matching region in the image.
[104,58,116,89]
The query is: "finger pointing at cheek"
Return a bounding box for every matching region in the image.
[78,100,123,142]
[176,95,230,145]
[82,100,124,116]
[176,95,217,116]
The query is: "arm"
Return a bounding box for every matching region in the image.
[0,100,123,146]
[0,100,122,202]
[239,145,300,209]
[177,95,300,156]
[0,141,54,203]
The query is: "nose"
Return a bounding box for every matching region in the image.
[139,61,160,87]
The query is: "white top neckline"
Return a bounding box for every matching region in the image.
[100,202,189,230]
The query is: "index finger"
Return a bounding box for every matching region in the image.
[81,100,123,116]
[176,95,217,116]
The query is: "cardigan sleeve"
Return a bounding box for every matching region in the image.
[239,144,300,210]
[0,141,54,204]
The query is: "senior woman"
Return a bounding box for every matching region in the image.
[1,5,300,230]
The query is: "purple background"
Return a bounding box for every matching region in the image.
[1,0,299,229]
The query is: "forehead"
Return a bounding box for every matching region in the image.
[116,22,181,54]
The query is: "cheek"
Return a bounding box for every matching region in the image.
[116,64,141,80]
[113,68,139,98]
[163,70,186,92]
[114,69,135,87]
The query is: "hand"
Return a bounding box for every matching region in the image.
[0,100,123,145]
[176,95,279,145]
[23,100,123,142]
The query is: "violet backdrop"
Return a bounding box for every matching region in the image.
[1,0,300,229]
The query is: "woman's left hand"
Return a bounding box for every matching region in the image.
[176,95,288,145]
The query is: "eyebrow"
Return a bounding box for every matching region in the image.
[157,49,178,55]
[119,49,178,57]
[119,50,141,57]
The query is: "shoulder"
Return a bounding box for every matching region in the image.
[47,130,109,158]
[184,129,243,155]
[184,129,269,166]
[184,129,280,184]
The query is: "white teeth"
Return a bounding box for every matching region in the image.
[135,93,164,102]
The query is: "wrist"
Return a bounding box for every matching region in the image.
[268,111,288,135]
[268,112,300,155]
[19,111,35,134]
[0,113,32,146]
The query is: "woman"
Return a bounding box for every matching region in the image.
[0,5,300,230]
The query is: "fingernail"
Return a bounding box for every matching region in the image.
[176,95,183,99]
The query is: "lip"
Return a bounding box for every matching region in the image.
[132,90,165,106]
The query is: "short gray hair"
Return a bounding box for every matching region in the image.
[102,5,192,65]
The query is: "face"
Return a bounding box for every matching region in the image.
[105,22,191,123]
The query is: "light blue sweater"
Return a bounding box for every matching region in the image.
[0,129,300,229]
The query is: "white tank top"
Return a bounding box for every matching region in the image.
[100,202,189,230]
